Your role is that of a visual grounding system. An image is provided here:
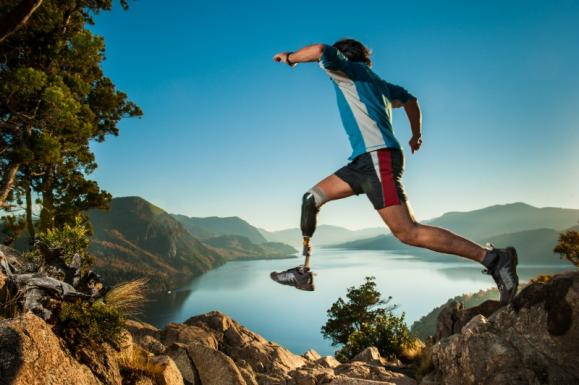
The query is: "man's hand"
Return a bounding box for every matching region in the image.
[273,52,296,67]
[409,134,422,154]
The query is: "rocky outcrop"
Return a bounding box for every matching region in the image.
[422,271,579,385]
[124,311,416,385]
[0,312,102,385]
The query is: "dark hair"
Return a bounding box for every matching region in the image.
[332,38,372,66]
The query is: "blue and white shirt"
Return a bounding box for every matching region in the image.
[319,45,415,160]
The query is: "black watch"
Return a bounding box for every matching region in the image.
[286,52,295,66]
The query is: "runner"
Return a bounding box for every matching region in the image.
[270,39,518,304]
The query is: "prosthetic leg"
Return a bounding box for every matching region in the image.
[269,188,325,291]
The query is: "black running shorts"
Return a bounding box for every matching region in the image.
[334,148,407,210]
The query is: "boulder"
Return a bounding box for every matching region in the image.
[185,342,247,385]
[0,312,102,385]
[316,356,342,369]
[303,348,321,361]
[433,299,503,342]
[184,311,307,379]
[125,319,161,341]
[335,361,416,385]
[141,334,166,355]
[428,271,579,385]
[150,355,185,385]
[162,322,218,349]
[352,347,388,366]
[330,375,404,384]
[165,343,200,385]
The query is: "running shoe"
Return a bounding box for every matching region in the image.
[482,245,519,304]
[270,265,315,291]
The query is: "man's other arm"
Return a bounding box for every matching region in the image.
[273,44,325,66]
[403,98,422,154]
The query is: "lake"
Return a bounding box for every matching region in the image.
[139,248,573,356]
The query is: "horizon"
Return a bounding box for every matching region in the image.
[88,0,578,230]
[115,195,578,232]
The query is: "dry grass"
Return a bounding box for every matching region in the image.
[118,344,165,377]
[104,278,148,317]
[0,283,23,319]
[400,338,425,361]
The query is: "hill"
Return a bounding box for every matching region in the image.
[173,214,267,244]
[333,203,579,265]
[203,235,297,260]
[259,224,385,248]
[88,196,226,292]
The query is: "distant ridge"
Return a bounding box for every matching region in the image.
[259,224,386,248]
[330,202,579,266]
[173,214,267,244]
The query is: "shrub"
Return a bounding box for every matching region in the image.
[554,229,579,267]
[36,215,94,269]
[59,299,126,347]
[322,276,415,361]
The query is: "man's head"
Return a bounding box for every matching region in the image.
[332,38,372,66]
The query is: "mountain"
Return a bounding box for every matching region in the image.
[88,196,225,292]
[333,203,579,260]
[172,214,267,244]
[259,225,386,248]
[420,202,579,240]
[203,235,297,260]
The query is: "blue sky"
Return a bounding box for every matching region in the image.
[90,0,579,230]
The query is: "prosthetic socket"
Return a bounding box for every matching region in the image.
[300,188,326,261]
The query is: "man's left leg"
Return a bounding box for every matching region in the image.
[377,202,486,262]
[378,202,519,303]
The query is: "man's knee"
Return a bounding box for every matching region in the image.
[392,224,420,246]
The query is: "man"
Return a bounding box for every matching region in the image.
[270,39,519,304]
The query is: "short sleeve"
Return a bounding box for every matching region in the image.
[385,82,416,104]
[319,44,350,72]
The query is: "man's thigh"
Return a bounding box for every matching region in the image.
[377,201,418,234]
[312,174,355,204]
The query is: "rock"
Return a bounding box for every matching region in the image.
[185,342,247,385]
[317,356,342,369]
[126,319,161,341]
[352,347,388,366]
[165,343,200,385]
[76,339,123,385]
[133,377,155,385]
[429,271,579,385]
[162,322,218,349]
[184,311,306,380]
[330,375,402,384]
[0,312,101,385]
[433,299,503,342]
[335,361,417,385]
[141,334,166,355]
[150,355,185,385]
[303,348,321,361]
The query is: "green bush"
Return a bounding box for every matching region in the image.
[35,214,94,270]
[322,276,415,361]
[554,229,579,267]
[59,299,126,347]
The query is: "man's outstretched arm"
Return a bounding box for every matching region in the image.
[404,98,423,154]
[273,44,325,67]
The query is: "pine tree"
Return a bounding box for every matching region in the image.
[0,0,142,241]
